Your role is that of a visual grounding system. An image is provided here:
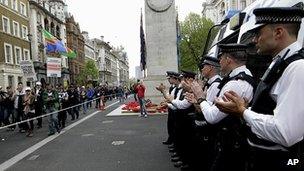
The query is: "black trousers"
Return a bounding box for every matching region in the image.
[35,105,43,127]
[166,109,175,143]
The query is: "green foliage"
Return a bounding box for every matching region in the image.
[179,13,217,71]
[76,60,99,85]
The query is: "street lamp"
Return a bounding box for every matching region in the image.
[27,33,33,60]
[26,33,33,87]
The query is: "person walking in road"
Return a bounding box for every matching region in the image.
[136,80,148,117]
[43,84,60,136]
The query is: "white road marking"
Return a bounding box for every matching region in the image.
[81,134,94,137]
[102,120,114,124]
[27,155,39,161]
[0,101,119,171]
[111,141,125,146]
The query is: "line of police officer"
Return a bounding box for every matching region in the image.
[157,7,304,171]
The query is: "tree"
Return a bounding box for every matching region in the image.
[76,60,99,85]
[179,13,217,71]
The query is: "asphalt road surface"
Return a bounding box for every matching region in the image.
[0,99,178,171]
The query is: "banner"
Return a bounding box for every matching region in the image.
[47,57,61,77]
[20,60,37,81]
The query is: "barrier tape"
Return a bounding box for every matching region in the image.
[0,93,125,130]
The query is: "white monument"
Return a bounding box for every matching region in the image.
[144,0,178,103]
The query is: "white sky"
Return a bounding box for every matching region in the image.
[65,0,204,78]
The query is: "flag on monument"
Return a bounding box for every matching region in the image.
[140,9,146,71]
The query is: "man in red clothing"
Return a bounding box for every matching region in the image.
[136,80,148,117]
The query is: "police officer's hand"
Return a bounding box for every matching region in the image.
[214,91,247,117]
[155,83,166,93]
[181,80,192,92]
[164,94,174,103]
[184,92,197,104]
[190,81,204,100]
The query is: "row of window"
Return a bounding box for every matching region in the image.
[7,75,23,88]
[4,42,30,65]
[2,15,28,40]
[0,0,27,16]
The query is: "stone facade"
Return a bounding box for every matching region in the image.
[28,0,69,86]
[92,37,129,86]
[66,15,85,84]
[0,0,30,89]
[144,0,178,103]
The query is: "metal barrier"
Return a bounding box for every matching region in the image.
[0,93,125,130]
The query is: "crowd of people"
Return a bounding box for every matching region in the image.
[0,82,130,137]
[156,7,304,171]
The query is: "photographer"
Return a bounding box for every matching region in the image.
[4,86,15,130]
[0,86,8,126]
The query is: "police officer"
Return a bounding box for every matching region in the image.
[215,7,304,171]
[164,70,197,169]
[185,56,222,170]
[159,71,180,145]
[190,43,255,171]
[198,56,222,102]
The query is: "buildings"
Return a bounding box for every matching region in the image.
[65,14,85,84]
[1,0,129,88]
[202,0,256,24]
[93,37,129,86]
[0,0,31,89]
[28,0,69,86]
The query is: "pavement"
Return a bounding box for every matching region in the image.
[0,99,178,171]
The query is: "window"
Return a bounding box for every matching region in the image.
[231,0,237,10]
[21,25,28,39]
[8,76,14,87]
[11,0,17,11]
[240,0,246,10]
[20,2,26,16]
[23,49,30,61]
[4,43,13,64]
[18,76,22,84]
[13,21,19,37]
[15,46,21,64]
[1,0,8,6]
[37,13,41,24]
[2,16,10,34]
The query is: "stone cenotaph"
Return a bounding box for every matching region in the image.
[144,0,178,103]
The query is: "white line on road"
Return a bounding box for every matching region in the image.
[0,101,120,171]
[102,120,114,124]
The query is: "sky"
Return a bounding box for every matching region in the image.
[65,0,204,78]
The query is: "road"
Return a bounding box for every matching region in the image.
[0,99,177,171]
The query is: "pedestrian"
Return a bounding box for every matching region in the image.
[23,87,35,137]
[34,81,44,129]
[43,84,60,136]
[68,86,79,120]
[86,85,94,109]
[80,86,87,114]
[215,7,304,171]
[136,80,147,117]
[14,82,28,133]
[4,86,15,130]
